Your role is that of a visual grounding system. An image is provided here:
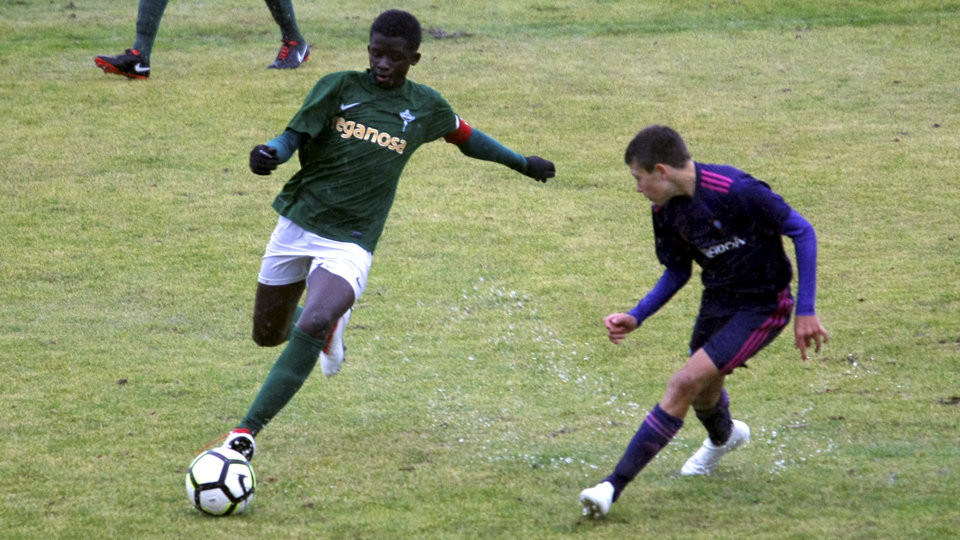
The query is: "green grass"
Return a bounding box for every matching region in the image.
[2,0,959,537]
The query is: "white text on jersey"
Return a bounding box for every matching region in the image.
[333,116,407,155]
[701,236,747,259]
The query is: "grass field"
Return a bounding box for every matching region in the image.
[2,0,959,537]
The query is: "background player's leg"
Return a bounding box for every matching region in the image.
[264,0,310,68]
[264,0,305,43]
[94,0,168,78]
[133,0,170,60]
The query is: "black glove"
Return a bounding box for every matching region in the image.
[250,145,279,175]
[523,156,555,182]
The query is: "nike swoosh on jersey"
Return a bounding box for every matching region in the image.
[340,102,362,111]
[134,63,150,73]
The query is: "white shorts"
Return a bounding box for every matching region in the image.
[258,216,372,300]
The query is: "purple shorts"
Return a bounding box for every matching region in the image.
[691,288,794,374]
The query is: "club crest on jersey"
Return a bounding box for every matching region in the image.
[399,109,415,132]
[333,116,407,154]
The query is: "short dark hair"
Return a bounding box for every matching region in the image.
[624,125,691,171]
[370,9,422,52]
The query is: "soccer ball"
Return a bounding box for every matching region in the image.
[185,448,256,516]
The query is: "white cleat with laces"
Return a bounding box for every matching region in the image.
[681,419,750,476]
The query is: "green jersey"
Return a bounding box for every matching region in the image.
[271,70,458,253]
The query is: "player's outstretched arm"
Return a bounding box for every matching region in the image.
[604,313,639,344]
[445,118,555,182]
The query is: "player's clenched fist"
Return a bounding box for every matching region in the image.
[250,145,279,175]
[523,156,556,182]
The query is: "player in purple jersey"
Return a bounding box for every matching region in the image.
[580,125,829,518]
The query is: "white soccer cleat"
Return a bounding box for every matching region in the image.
[579,481,614,518]
[681,419,750,476]
[320,309,351,377]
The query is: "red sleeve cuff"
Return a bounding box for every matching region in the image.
[444,117,473,145]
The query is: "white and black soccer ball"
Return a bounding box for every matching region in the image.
[185,448,256,516]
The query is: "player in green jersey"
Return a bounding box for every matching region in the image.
[95,0,310,79]
[214,9,556,461]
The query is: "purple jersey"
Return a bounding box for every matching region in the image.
[652,163,793,298]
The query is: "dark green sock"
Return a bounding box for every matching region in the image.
[239,326,324,435]
[264,0,304,42]
[133,0,170,59]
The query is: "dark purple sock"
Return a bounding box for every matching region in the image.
[695,388,732,446]
[604,404,683,501]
